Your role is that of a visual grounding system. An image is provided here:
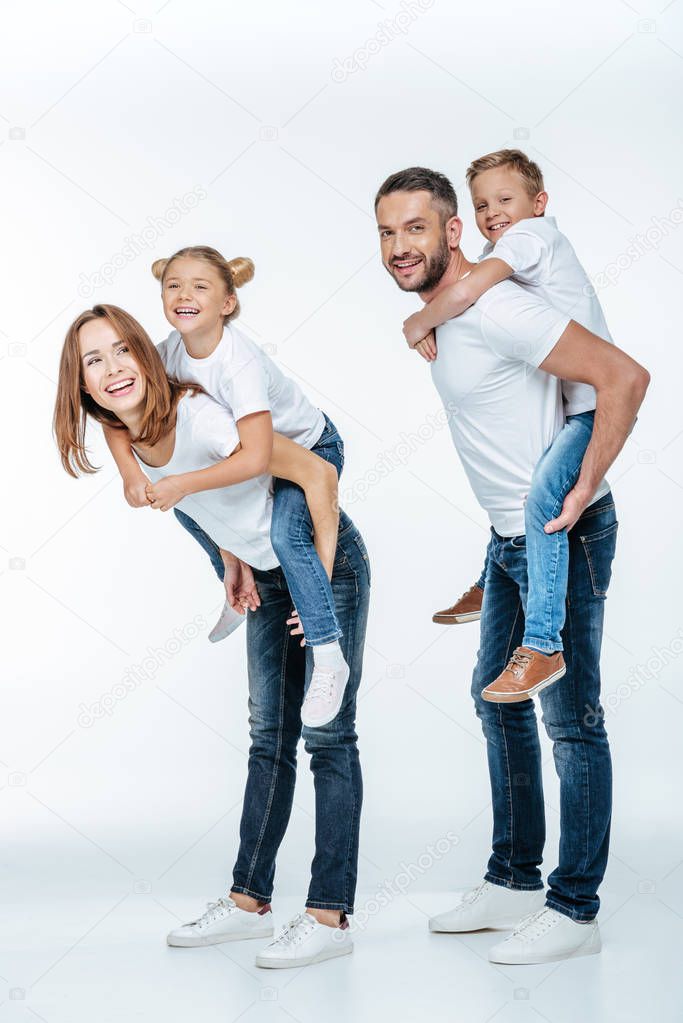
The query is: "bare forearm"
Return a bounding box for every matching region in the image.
[574,376,649,500]
[420,258,513,332]
[103,423,142,481]
[179,451,270,496]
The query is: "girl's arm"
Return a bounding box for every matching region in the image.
[175,411,274,497]
[269,435,339,581]
[403,257,514,348]
[103,422,150,508]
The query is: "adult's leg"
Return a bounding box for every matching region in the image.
[174,507,225,582]
[472,536,545,890]
[523,412,595,653]
[231,568,305,902]
[539,492,617,921]
[303,514,370,915]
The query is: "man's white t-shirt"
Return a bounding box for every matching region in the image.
[132,390,278,570]
[481,216,613,416]
[157,323,326,448]
[431,280,610,537]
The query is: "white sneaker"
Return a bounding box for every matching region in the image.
[208,602,246,643]
[255,912,352,969]
[488,907,601,964]
[300,663,350,728]
[429,881,546,933]
[166,896,273,947]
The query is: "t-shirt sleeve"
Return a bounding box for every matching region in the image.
[477,282,570,368]
[193,396,241,462]
[482,224,548,283]
[220,345,271,422]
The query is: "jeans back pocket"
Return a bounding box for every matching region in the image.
[579,521,618,597]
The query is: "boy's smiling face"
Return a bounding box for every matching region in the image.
[470,165,547,244]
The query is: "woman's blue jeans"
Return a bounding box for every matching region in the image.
[174,414,345,646]
[231,512,370,913]
[472,491,618,921]
[475,411,595,653]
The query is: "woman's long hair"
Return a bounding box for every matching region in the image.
[54,304,201,477]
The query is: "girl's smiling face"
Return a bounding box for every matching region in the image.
[161,256,237,333]
[79,317,146,417]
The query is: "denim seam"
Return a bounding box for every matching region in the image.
[342,599,359,912]
[305,899,354,912]
[544,897,595,923]
[486,873,544,892]
[230,884,272,903]
[497,598,525,879]
[242,623,289,893]
[292,494,342,645]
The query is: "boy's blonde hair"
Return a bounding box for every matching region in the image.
[466,149,544,197]
[151,246,254,323]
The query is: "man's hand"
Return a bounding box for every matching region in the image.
[124,473,151,508]
[403,311,432,348]
[544,485,593,535]
[222,551,260,613]
[145,475,187,512]
[414,330,437,362]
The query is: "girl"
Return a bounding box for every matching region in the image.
[103,246,350,725]
[54,304,346,728]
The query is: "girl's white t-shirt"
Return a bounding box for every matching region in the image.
[157,323,326,447]
[481,216,614,416]
[132,390,279,570]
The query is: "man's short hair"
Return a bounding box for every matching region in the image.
[374,167,458,221]
[465,149,544,196]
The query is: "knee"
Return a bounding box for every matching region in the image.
[302,720,357,753]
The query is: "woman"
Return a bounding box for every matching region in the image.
[54,304,370,969]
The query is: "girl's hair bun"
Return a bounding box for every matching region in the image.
[228,256,255,288]
[151,257,169,281]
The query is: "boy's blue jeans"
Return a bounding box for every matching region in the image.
[174,414,344,646]
[475,411,595,653]
[473,491,618,921]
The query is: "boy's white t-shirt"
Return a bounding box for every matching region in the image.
[480,216,613,416]
[157,323,326,447]
[431,280,609,537]
[132,390,279,570]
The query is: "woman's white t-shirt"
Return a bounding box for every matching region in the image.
[157,323,326,447]
[132,390,279,570]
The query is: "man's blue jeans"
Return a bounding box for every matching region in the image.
[475,411,595,653]
[472,491,618,921]
[231,511,371,914]
[174,414,345,645]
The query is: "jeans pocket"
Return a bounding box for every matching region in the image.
[353,533,371,584]
[510,534,526,549]
[579,521,618,597]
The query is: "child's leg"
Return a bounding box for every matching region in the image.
[523,412,595,653]
[173,507,225,582]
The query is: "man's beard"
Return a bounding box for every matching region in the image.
[389,237,450,293]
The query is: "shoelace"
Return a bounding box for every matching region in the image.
[306,669,336,702]
[271,912,316,947]
[458,880,489,908]
[505,648,533,678]
[192,896,235,928]
[511,907,557,940]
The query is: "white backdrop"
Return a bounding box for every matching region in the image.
[3,0,683,1019]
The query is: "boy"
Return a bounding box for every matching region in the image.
[403,149,614,702]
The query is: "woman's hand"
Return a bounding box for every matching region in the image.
[286,610,306,647]
[222,551,261,613]
[123,472,152,508]
[145,475,187,512]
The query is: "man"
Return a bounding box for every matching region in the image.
[375,167,649,964]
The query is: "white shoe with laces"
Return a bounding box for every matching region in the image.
[255,912,352,969]
[166,896,273,947]
[429,880,545,933]
[208,602,245,643]
[488,906,601,964]
[301,663,350,728]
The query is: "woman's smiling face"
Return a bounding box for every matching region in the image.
[161,256,236,333]
[79,317,146,416]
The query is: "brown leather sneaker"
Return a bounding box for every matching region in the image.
[432,584,484,625]
[482,647,566,703]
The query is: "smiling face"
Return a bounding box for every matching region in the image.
[161,256,237,334]
[79,317,146,417]
[376,190,458,293]
[470,165,547,244]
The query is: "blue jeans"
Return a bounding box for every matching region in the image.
[472,492,617,921]
[174,414,345,646]
[475,411,595,653]
[231,511,370,913]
